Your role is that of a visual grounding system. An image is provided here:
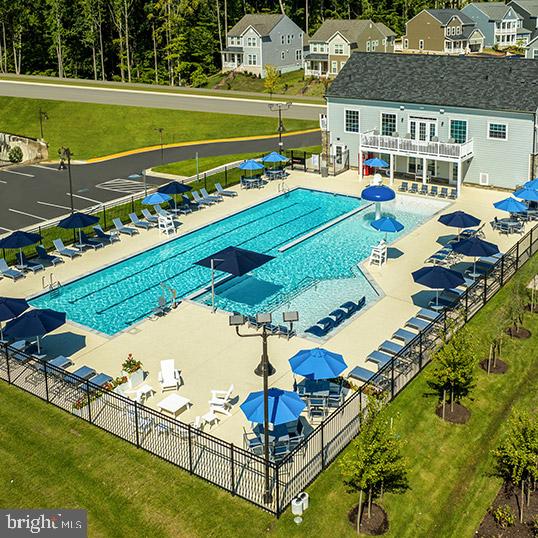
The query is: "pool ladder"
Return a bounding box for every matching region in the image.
[42,274,62,296]
[278,181,290,194]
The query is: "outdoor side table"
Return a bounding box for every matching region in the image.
[157,394,191,418]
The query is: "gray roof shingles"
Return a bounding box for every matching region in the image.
[427,9,475,25]
[469,2,512,20]
[228,14,285,37]
[327,52,538,113]
[510,0,538,17]
[310,19,371,42]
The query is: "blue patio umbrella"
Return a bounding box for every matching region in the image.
[513,187,538,202]
[0,231,43,266]
[412,266,465,308]
[493,197,527,213]
[0,297,29,340]
[438,211,480,236]
[364,157,389,168]
[239,159,264,178]
[261,151,288,164]
[523,178,538,190]
[289,347,347,380]
[240,387,306,425]
[158,181,192,195]
[361,185,396,220]
[3,308,66,354]
[371,216,404,239]
[142,192,171,206]
[58,212,99,247]
[452,237,500,278]
[195,246,275,311]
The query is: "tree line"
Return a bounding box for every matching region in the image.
[0,0,462,86]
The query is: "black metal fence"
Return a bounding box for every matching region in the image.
[0,222,536,516]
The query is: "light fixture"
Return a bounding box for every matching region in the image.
[440,108,445,114]
[228,314,245,326]
[283,311,299,323]
[256,312,272,325]
[399,105,405,111]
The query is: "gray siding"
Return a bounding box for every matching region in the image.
[327,97,536,189]
[462,4,495,46]
[262,17,304,75]
[526,39,538,58]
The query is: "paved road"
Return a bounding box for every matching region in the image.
[0,79,324,120]
[0,130,320,231]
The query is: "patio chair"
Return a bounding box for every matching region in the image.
[93,225,120,244]
[192,191,215,206]
[392,328,418,344]
[329,308,347,325]
[340,296,366,318]
[215,182,237,197]
[35,245,63,266]
[348,365,377,383]
[378,340,404,356]
[0,258,24,280]
[53,239,81,259]
[448,188,457,199]
[168,198,192,215]
[209,384,234,416]
[439,187,449,198]
[88,373,113,389]
[418,184,429,195]
[18,253,44,273]
[79,231,105,250]
[405,317,431,331]
[304,324,329,338]
[129,212,154,230]
[141,208,159,223]
[408,183,419,194]
[113,218,139,236]
[398,181,408,192]
[158,359,181,392]
[201,187,223,202]
[417,308,441,322]
[429,185,439,197]
[367,350,393,369]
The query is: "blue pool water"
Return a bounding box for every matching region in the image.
[31,188,448,335]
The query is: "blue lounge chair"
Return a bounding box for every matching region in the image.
[430,185,439,196]
[417,308,440,321]
[379,340,404,355]
[113,218,138,236]
[35,245,63,266]
[192,191,215,206]
[317,317,336,332]
[304,317,335,337]
[216,183,237,197]
[449,188,457,199]
[141,208,159,223]
[347,366,377,383]
[64,365,96,385]
[340,296,366,317]
[129,213,154,230]
[201,187,223,202]
[392,328,418,344]
[405,317,431,331]
[329,308,347,324]
[398,182,408,192]
[79,231,104,250]
[439,187,449,198]
[304,325,328,338]
[18,253,44,273]
[89,373,113,388]
[419,184,429,195]
[93,225,119,244]
[53,238,81,259]
[168,198,192,215]
[0,258,24,280]
[408,183,419,194]
[367,350,393,368]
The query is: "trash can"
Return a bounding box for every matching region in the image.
[299,492,309,511]
[291,496,304,516]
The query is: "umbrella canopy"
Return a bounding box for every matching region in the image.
[364,157,389,168]
[261,151,288,163]
[361,185,395,202]
[451,237,499,258]
[158,181,192,195]
[0,231,42,250]
[494,197,527,213]
[0,297,29,322]
[438,211,480,230]
[513,187,538,202]
[58,212,99,230]
[142,192,171,205]
[371,216,404,234]
[412,266,465,290]
[194,246,274,277]
[289,347,347,380]
[523,178,538,190]
[239,159,264,171]
[240,388,306,425]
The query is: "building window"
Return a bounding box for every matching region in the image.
[366,41,371,52]
[381,113,397,136]
[334,43,344,54]
[281,35,285,45]
[450,119,468,144]
[311,43,318,53]
[404,38,409,49]
[247,54,257,66]
[419,39,424,50]
[533,50,538,59]
[457,26,462,34]
[331,60,338,74]
[281,51,285,60]
[382,38,386,45]
[340,60,346,70]
[287,35,292,44]
[488,123,508,140]
[295,49,302,61]
[246,37,257,47]
[345,110,360,133]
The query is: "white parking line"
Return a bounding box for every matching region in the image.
[30,164,58,171]
[8,208,47,221]
[37,201,72,210]
[0,226,13,232]
[0,179,7,184]
[67,192,103,204]
[3,170,35,177]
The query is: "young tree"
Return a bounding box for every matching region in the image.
[502,283,528,337]
[427,329,477,418]
[264,65,281,98]
[493,411,538,523]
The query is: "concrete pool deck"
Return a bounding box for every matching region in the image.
[0,171,523,444]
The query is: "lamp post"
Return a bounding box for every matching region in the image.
[128,171,147,196]
[59,146,74,213]
[155,127,164,162]
[38,108,48,140]
[229,310,299,505]
[268,102,292,153]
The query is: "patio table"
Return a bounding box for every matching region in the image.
[157,393,191,418]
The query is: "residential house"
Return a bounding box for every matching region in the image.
[402,9,485,54]
[325,53,538,193]
[509,0,538,53]
[525,34,538,56]
[304,19,396,78]
[462,3,530,47]
[221,14,304,78]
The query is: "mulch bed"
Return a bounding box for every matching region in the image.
[504,327,532,339]
[348,503,389,535]
[479,359,508,374]
[476,482,537,538]
[435,402,471,424]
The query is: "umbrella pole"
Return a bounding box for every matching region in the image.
[19,248,23,267]
[37,336,41,355]
[79,228,83,247]
[436,290,439,308]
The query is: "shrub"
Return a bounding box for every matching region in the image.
[492,505,515,528]
[531,515,538,537]
[8,146,23,163]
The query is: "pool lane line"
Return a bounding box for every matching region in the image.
[66,201,300,305]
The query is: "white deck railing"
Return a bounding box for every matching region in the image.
[360,132,474,160]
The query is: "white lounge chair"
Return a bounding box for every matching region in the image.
[129,213,154,230]
[53,239,81,259]
[209,384,234,416]
[192,191,215,206]
[158,359,182,392]
[215,183,237,197]
[141,208,159,223]
[201,187,222,202]
[0,258,24,280]
[113,218,138,236]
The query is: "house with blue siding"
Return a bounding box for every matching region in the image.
[325,53,538,194]
[221,14,304,78]
[462,3,531,47]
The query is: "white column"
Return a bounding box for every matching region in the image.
[389,153,394,186]
[422,157,427,184]
[358,139,363,181]
[457,160,462,198]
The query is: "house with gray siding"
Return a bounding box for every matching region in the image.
[221,14,304,78]
[462,3,530,47]
[509,0,538,53]
[525,33,538,56]
[325,53,538,194]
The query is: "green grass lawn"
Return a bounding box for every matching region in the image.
[1,252,537,537]
[0,97,317,160]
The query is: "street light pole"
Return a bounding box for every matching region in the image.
[38,108,48,140]
[155,127,164,162]
[60,146,74,213]
[268,102,292,153]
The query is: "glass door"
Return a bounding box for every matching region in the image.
[409,118,437,141]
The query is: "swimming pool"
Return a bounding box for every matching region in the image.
[30,188,448,335]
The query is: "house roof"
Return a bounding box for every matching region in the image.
[467,2,513,20]
[375,22,396,37]
[228,14,285,37]
[426,9,475,25]
[327,52,538,113]
[310,19,374,43]
[510,0,538,17]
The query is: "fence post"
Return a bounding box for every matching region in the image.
[418,332,423,370]
[464,290,469,322]
[230,443,235,495]
[131,196,135,213]
[4,343,11,383]
[321,421,326,469]
[188,425,193,474]
[134,401,140,448]
[500,256,505,286]
[102,205,107,230]
[483,272,488,305]
[291,150,294,170]
[44,362,50,402]
[204,173,207,190]
[391,360,395,399]
[530,227,533,257]
[86,381,92,423]
[303,152,307,172]
[516,241,520,271]
[224,167,228,187]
